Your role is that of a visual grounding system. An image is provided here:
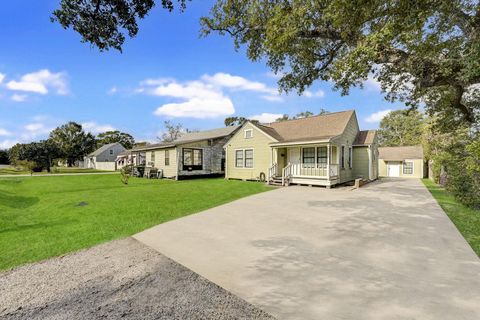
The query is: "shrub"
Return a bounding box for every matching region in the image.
[120,165,133,185]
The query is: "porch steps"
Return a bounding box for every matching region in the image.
[268,176,285,186]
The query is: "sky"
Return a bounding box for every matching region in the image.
[0,1,402,149]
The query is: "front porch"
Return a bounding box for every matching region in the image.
[267,143,340,187]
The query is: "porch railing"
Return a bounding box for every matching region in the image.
[283,163,340,179]
[282,163,292,185]
[267,163,278,181]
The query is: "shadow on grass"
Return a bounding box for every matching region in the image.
[0,190,39,209]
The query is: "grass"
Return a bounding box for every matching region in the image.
[0,174,272,270]
[0,166,108,175]
[422,179,480,256]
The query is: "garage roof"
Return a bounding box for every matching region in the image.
[378,145,424,161]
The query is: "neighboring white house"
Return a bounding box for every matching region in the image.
[84,142,126,171]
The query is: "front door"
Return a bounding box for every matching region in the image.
[387,162,401,177]
[288,147,301,165]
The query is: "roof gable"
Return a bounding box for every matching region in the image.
[261,110,356,143]
[353,130,377,146]
[89,143,123,157]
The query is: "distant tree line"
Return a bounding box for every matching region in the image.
[3,122,136,172]
[224,109,330,126]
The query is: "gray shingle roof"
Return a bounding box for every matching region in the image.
[378,145,424,161]
[88,143,121,157]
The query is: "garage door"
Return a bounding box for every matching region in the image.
[387,162,401,177]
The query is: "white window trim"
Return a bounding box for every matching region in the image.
[234,148,254,169]
[341,144,346,169]
[403,159,415,175]
[244,129,253,139]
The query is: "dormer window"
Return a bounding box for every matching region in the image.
[244,129,253,139]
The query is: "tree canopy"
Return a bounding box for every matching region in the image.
[52,0,188,52]
[378,110,425,146]
[96,130,135,149]
[49,122,96,166]
[201,0,480,126]
[52,1,479,126]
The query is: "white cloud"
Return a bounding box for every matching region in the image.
[154,98,234,119]
[108,87,118,95]
[11,94,27,102]
[0,128,11,136]
[0,73,5,84]
[265,71,284,79]
[82,122,116,134]
[21,122,54,141]
[365,109,392,123]
[303,89,325,98]
[139,72,286,118]
[248,113,284,123]
[6,69,69,95]
[0,139,17,149]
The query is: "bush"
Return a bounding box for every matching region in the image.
[445,165,480,209]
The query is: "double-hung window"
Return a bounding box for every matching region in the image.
[302,148,315,167]
[183,148,203,170]
[235,149,254,168]
[235,150,244,168]
[150,151,155,164]
[317,147,327,167]
[165,150,170,166]
[348,146,353,169]
[403,161,413,174]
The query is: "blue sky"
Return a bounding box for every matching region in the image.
[0,1,402,149]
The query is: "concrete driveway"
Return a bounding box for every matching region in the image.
[134,178,480,320]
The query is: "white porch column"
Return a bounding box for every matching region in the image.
[327,144,331,179]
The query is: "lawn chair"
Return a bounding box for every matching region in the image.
[145,167,158,179]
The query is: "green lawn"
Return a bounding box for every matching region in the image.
[0,175,272,270]
[423,179,480,256]
[0,166,108,175]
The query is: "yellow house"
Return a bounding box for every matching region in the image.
[224,110,378,187]
[378,146,426,178]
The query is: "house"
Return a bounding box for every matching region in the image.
[116,148,146,169]
[378,145,426,178]
[134,126,240,179]
[83,142,126,171]
[224,110,378,187]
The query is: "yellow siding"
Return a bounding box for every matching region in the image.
[331,112,359,183]
[352,146,369,179]
[145,147,178,178]
[225,123,275,180]
[378,159,424,178]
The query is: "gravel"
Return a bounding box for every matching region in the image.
[0,238,275,320]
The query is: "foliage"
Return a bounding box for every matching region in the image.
[201,0,480,126]
[49,122,96,166]
[0,175,271,270]
[423,179,480,256]
[0,150,9,164]
[159,120,186,142]
[225,116,247,126]
[16,160,38,176]
[276,109,329,122]
[7,141,60,172]
[378,109,425,146]
[96,130,135,149]
[52,0,189,52]
[120,164,133,184]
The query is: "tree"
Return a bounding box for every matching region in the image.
[224,116,247,126]
[8,141,61,172]
[159,121,185,142]
[295,111,314,119]
[0,150,9,164]
[49,122,96,166]
[201,1,480,125]
[96,130,135,149]
[378,110,425,147]
[275,114,289,122]
[52,0,188,52]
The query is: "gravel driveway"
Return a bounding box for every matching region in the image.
[0,238,274,320]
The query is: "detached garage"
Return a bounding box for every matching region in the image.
[378,146,426,178]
